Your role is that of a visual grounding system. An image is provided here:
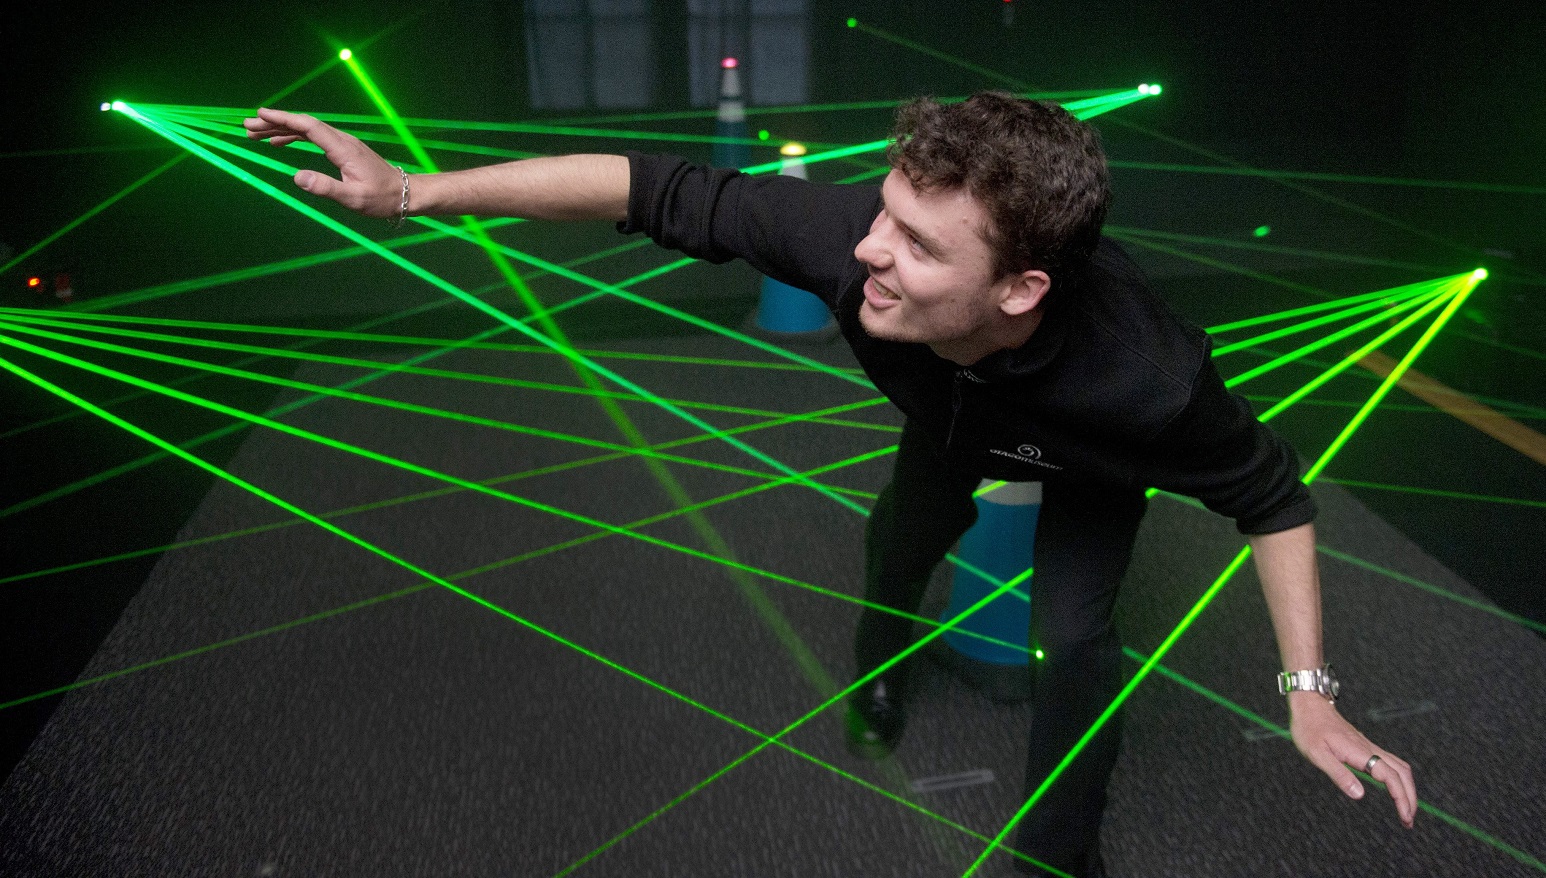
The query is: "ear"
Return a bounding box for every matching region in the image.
[998,269,1051,317]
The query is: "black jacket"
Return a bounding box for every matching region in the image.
[621,153,1314,535]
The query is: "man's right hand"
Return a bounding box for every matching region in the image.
[243,108,404,219]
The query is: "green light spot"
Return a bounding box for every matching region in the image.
[1148,83,1163,95]
[757,129,770,141]
[1473,267,1488,280]
[1253,225,1272,237]
[339,48,352,61]
[100,102,112,112]
[1034,649,1044,660]
[846,17,857,28]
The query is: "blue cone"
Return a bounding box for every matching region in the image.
[941,480,1040,666]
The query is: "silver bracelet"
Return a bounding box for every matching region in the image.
[389,166,410,229]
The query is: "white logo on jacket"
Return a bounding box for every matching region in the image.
[989,443,1064,471]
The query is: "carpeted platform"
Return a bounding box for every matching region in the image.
[2,333,1541,877]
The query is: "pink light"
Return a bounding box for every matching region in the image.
[721,57,738,69]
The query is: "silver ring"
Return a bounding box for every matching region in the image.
[1363,754,1381,774]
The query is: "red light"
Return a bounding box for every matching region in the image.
[721,57,738,69]
[27,276,42,288]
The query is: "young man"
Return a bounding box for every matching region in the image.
[246,93,1416,876]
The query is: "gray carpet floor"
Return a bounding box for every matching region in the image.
[2,332,1541,877]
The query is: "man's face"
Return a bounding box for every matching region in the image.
[853,170,1009,358]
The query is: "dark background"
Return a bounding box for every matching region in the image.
[3,0,1543,802]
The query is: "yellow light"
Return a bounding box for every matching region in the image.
[780,142,807,157]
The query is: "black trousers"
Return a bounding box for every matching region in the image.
[855,419,1147,876]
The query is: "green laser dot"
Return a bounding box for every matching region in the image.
[1254,225,1272,237]
[846,17,857,28]
[100,102,112,112]
[339,48,352,60]
[1148,83,1163,95]
[1473,267,1488,280]
[1035,649,1045,660]
[758,129,770,141]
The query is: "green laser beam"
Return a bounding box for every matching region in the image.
[1204,274,1457,336]
[139,102,838,151]
[152,107,547,163]
[0,395,887,589]
[0,305,868,378]
[0,155,185,279]
[1222,284,1455,389]
[543,90,1116,126]
[1317,546,1546,637]
[1241,394,1546,422]
[1321,477,1546,512]
[1248,286,1461,423]
[1211,280,1448,359]
[0,317,877,490]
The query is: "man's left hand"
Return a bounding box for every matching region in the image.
[1288,692,1417,828]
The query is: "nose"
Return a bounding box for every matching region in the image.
[854,216,890,269]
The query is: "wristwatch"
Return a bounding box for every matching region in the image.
[1277,663,1339,703]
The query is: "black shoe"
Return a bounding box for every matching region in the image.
[844,676,906,759]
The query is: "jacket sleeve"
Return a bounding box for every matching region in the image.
[617,152,878,308]
[1148,355,1318,535]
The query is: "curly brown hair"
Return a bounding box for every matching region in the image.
[886,92,1110,280]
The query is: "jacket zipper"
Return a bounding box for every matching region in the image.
[947,369,975,453]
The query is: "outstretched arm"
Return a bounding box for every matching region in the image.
[243,107,630,222]
[1249,522,1418,828]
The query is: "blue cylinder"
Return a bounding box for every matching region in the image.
[941,480,1040,665]
[756,276,834,333]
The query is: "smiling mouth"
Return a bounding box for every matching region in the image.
[868,277,901,301]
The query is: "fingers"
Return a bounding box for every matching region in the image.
[1323,736,1418,829]
[1365,751,1418,829]
[243,108,351,156]
[243,107,308,143]
[1305,743,1366,801]
[1292,704,1418,829]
